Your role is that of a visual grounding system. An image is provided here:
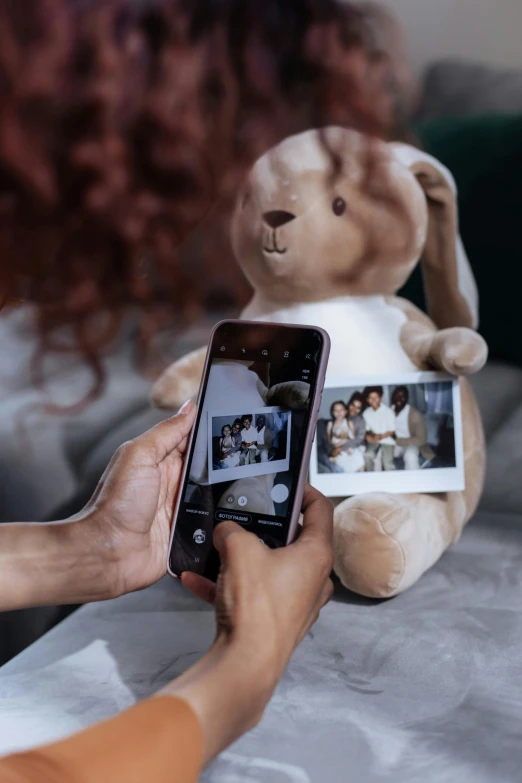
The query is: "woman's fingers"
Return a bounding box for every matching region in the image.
[127,400,196,465]
[213,520,254,555]
[183,498,333,637]
[293,486,334,568]
[181,572,217,604]
[302,482,333,512]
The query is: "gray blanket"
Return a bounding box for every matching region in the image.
[0,509,520,782]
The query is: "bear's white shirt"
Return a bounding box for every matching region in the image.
[241,294,418,376]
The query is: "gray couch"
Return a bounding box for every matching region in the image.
[417,59,522,121]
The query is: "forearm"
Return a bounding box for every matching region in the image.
[160,638,275,768]
[0,514,115,611]
[344,435,363,449]
[1,696,201,783]
[396,435,423,448]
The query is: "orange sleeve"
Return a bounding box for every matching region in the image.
[0,696,202,783]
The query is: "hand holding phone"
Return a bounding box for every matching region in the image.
[168,320,330,581]
[161,485,334,766]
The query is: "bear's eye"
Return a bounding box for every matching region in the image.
[332,197,346,217]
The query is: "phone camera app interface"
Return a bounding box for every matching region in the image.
[170,324,322,580]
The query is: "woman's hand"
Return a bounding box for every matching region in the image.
[80,400,197,599]
[161,486,334,766]
[0,401,196,610]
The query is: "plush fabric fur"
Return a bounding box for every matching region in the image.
[151,127,487,598]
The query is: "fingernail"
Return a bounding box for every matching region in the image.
[178,399,193,415]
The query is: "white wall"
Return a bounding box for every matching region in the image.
[360,0,522,74]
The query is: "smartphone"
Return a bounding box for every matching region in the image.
[168,320,330,581]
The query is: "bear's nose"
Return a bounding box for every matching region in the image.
[263,210,296,229]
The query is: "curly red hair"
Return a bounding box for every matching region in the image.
[0,0,413,398]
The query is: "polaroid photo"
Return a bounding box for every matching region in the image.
[207,406,292,485]
[310,371,464,497]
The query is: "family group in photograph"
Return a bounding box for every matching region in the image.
[217,414,273,469]
[324,385,436,474]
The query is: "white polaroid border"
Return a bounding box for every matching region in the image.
[207,406,291,485]
[310,371,465,497]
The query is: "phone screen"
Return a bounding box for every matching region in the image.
[169,321,325,580]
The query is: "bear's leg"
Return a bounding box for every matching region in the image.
[333,490,468,598]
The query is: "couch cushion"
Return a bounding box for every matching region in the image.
[469,362,522,514]
[417,60,522,121]
[480,403,522,515]
[468,362,522,443]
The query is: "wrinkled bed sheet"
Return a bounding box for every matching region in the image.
[0,509,521,782]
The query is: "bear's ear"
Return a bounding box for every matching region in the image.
[391,144,478,330]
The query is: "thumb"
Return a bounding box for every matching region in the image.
[212,522,262,584]
[134,399,196,464]
[212,520,250,556]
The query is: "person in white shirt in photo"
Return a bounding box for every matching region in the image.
[391,386,435,470]
[240,415,258,465]
[362,386,396,471]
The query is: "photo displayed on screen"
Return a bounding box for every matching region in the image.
[208,409,291,483]
[169,328,322,580]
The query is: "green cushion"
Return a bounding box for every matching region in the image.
[399,114,522,366]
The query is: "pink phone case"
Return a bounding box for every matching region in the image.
[167,319,331,578]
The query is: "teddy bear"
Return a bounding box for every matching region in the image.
[151,127,488,598]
